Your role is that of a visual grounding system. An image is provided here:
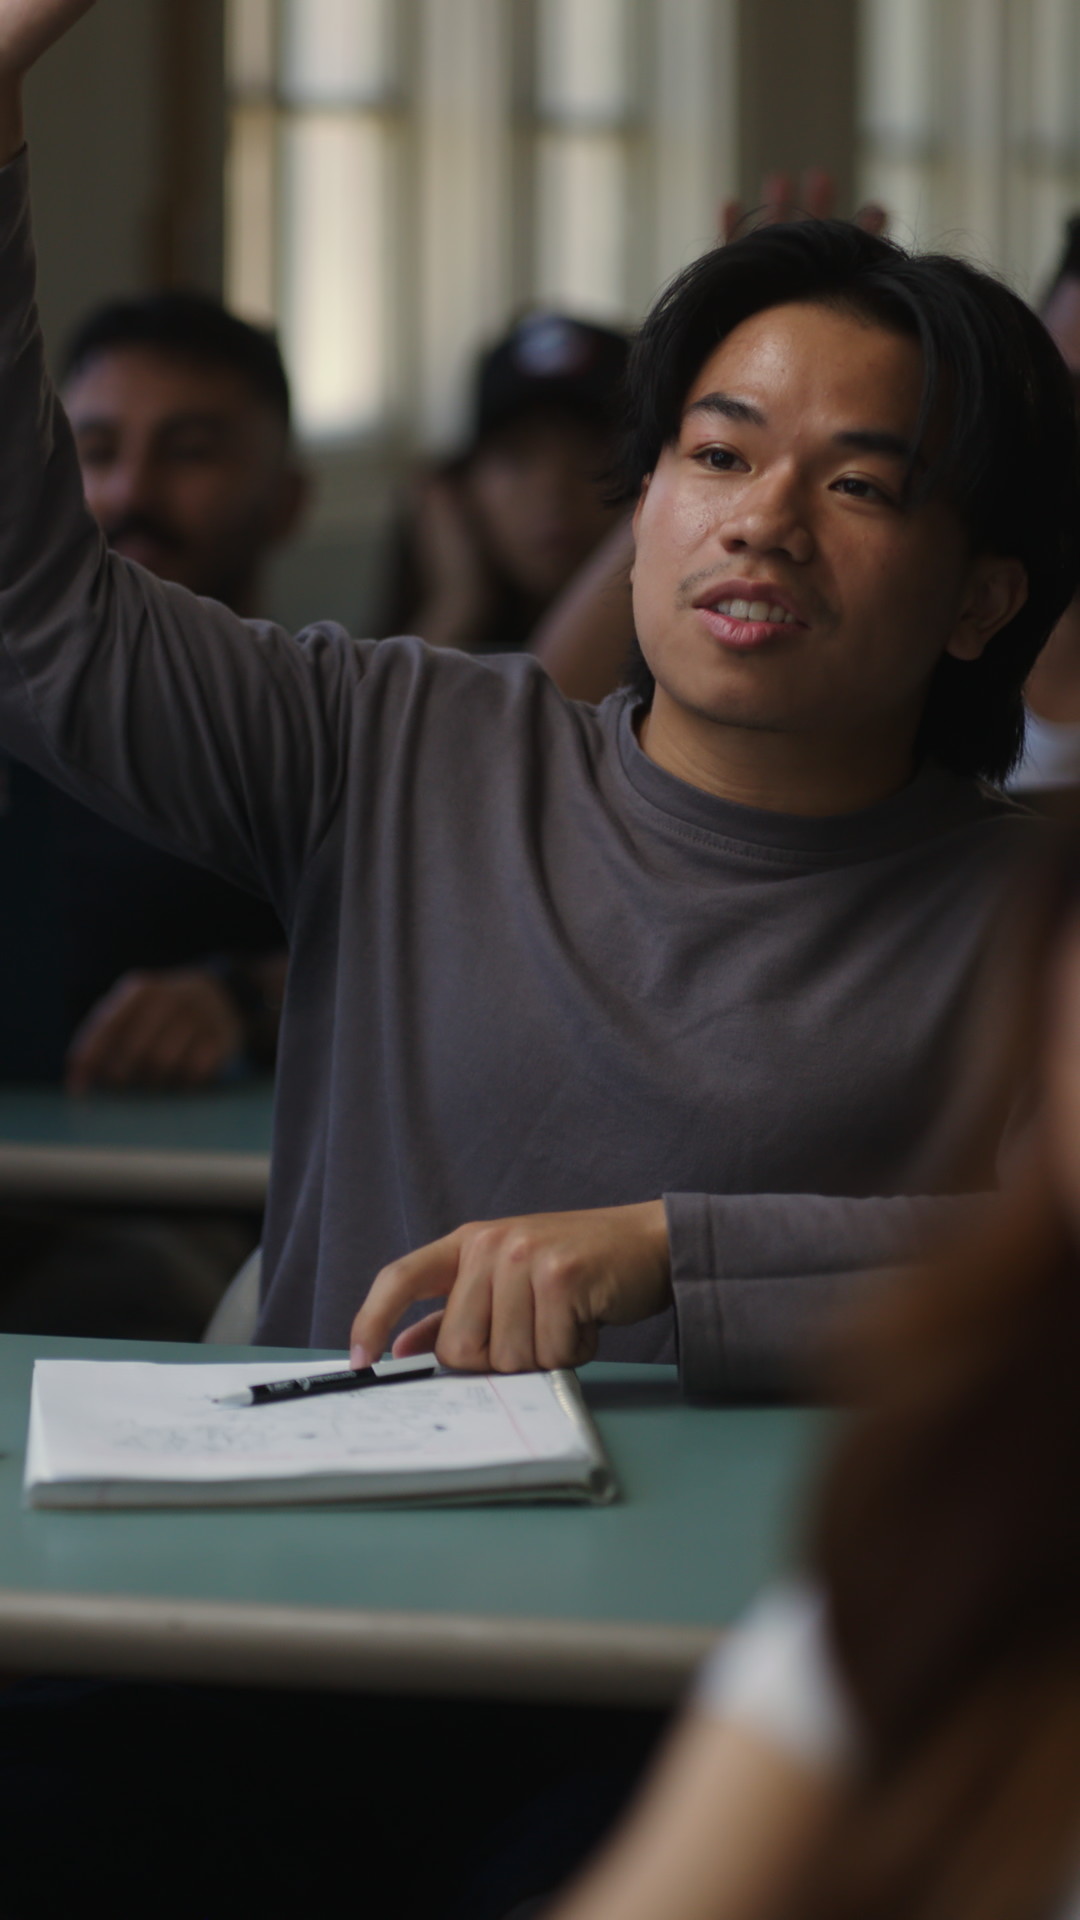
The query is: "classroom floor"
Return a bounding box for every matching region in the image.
[0,1676,667,1918]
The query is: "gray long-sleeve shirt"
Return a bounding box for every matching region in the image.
[0,153,1031,1392]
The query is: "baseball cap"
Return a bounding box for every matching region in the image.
[469,312,630,447]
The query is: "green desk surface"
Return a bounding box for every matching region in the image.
[0,1083,274,1206]
[0,1333,833,1706]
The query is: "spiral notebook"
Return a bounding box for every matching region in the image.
[23,1356,618,1509]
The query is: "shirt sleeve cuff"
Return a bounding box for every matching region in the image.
[665,1189,914,1398]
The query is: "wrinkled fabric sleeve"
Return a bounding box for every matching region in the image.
[0,150,363,919]
[666,1190,985,1396]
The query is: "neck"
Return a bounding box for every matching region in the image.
[639,686,919,817]
[1026,599,1080,724]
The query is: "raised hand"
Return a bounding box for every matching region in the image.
[0,0,94,70]
[0,0,97,157]
[719,167,887,244]
[350,1200,673,1374]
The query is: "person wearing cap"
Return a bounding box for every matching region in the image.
[380,311,629,655]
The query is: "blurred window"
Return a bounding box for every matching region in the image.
[226,0,402,439]
[859,0,1080,298]
[533,0,638,323]
[226,0,734,447]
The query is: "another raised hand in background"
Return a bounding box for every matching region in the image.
[719,167,888,243]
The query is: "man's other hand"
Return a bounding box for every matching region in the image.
[350,1201,673,1374]
[65,967,244,1093]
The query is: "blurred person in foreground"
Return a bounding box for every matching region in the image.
[380,311,628,655]
[546,830,1080,1920]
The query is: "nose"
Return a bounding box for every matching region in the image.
[720,460,814,565]
[82,449,158,528]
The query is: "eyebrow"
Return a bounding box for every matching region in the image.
[70,411,233,437]
[684,392,766,427]
[684,392,915,463]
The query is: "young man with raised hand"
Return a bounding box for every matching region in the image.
[0,2,1077,1396]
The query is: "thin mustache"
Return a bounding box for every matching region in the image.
[677,567,823,619]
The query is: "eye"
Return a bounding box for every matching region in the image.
[832,474,895,506]
[694,445,747,473]
[74,438,116,471]
[165,435,221,465]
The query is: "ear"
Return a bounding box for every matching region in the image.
[944,554,1028,663]
[629,475,652,584]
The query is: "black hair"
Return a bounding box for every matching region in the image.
[619,218,1080,785]
[61,290,292,429]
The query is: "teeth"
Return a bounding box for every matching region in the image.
[712,598,795,624]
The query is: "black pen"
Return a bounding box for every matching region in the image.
[214,1357,440,1408]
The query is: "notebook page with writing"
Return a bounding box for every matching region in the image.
[24,1358,617,1508]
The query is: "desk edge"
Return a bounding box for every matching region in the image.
[0,1588,715,1706]
[0,1146,269,1207]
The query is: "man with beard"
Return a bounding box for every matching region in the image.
[44,292,300,1091]
[0,292,299,1337]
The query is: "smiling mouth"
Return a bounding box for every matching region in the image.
[693,592,807,652]
[706,595,800,625]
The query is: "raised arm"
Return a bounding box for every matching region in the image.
[0,4,369,911]
[0,0,94,152]
[530,515,637,704]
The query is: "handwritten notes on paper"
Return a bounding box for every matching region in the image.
[24,1358,616,1507]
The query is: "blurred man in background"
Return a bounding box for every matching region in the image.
[49,290,301,1091]
[0,291,303,1338]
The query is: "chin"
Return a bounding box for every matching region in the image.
[655,660,787,724]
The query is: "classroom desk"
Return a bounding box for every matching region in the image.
[0,1082,273,1208]
[0,1332,832,1708]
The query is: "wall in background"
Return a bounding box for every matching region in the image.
[859,0,1080,300]
[738,0,858,213]
[25,0,225,362]
[25,0,165,363]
